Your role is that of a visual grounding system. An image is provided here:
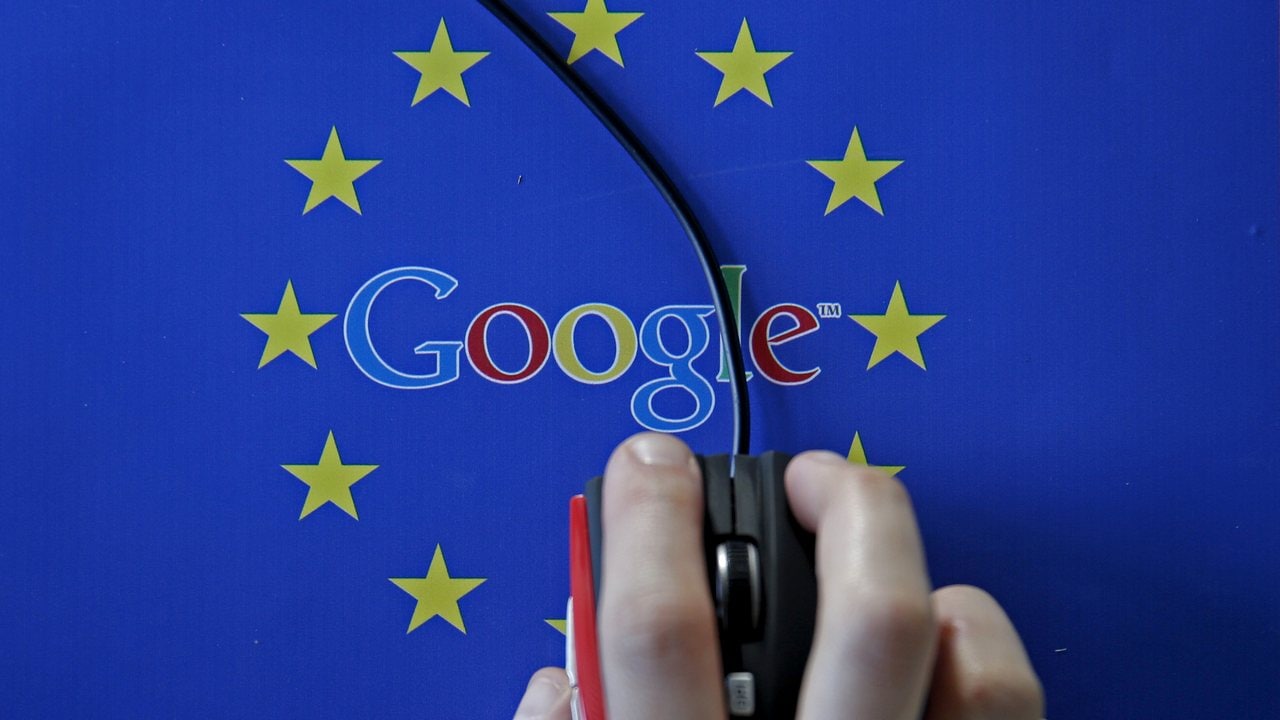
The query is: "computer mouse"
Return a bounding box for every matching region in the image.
[567,452,818,719]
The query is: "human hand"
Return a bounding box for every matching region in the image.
[513,433,1043,719]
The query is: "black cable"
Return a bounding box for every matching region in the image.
[477,0,751,456]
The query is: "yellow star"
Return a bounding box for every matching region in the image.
[807,127,903,216]
[849,282,945,370]
[240,281,336,369]
[846,432,905,477]
[545,618,568,635]
[394,19,490,107]
[548,0,643,66]
[284,127,381,214]
[695,19,792,107]
[391,545,487,634]
[281,432,378,520]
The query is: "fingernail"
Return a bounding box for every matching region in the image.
[807,450,848,466]
[628,433,691,466]
[514,675,568,720]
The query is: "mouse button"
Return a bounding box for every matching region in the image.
[585,475,604,600]
[732,455,762,542]
[755,451,794,548]
[758,453,813,593]
[700,454,734,537]
[747,451,815,717]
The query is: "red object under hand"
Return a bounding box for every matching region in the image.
[570,495,605,720]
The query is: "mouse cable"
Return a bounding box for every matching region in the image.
[477,0,751,457]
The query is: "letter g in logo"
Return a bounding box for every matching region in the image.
[632,305,716,432]
[345,266,462,389]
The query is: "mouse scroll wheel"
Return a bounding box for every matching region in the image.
[715,541,761,636]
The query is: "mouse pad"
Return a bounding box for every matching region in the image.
[2,1,1276,717]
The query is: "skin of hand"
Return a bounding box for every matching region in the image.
[513,433,1044,720]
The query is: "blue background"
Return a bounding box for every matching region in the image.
[1,0,1276,717]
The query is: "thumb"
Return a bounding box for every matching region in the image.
[513,667,572,720]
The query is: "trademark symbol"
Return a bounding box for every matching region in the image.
[816,302,842,319]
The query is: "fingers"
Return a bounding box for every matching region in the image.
[596,433,725,720]
[513,667,571,720]
[786,451,937,720]
[925,585,1044,720]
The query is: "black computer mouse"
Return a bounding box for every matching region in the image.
[582,452,818,718]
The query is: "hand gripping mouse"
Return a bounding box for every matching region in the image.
[565,453,818,719]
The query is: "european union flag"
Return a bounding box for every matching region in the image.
[2,0,1276,717]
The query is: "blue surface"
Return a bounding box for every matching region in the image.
[1,1,1276,717]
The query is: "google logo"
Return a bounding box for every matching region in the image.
[344,266,822,432]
